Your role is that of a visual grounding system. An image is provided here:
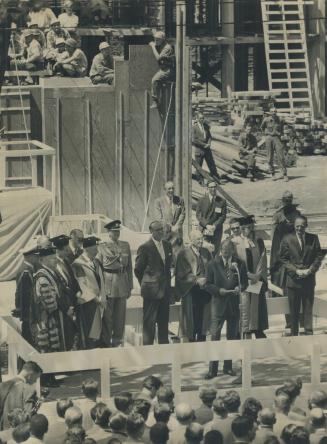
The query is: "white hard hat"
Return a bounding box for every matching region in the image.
[99,41,110,51]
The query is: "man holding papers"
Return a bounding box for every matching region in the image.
[236,216,269,339]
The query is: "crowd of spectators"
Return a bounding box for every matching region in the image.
[2,363,327,444]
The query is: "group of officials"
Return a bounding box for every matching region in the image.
[15,181,324,378]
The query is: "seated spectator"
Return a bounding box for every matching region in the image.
[0,409,30,444]
[194,385,217,425]
[131,399,152,443]
[136,376,163,403]
[46,18,70,50]
[289,426,309,444]
[150,422,169,444]
[231,416,256,444]
[28,0,57,29]
[58,1,79,31]
[87,402,112,444]
[11,423,30,444]
[169,403,194,444]
[184,423,204,444]
[90,42,114,85]
[24,414,49,444]
[273,393,293,439]
[65,406,83,430]
[149,31,175,109]
[203,430,223,444]
[114,392,133,415]
[15,29,44,84]
[280,424,298,444]
[308,408,327,444]
[20,21,46,51]
[252,408,276,444]
[75,378,99,432]
[147,388,178,431]
[46,37,67,71]
[276,379,305,423]
[126,413,145,443]
[204,397,227,435]
[53,38,87,77]
[153,404,171,425]
[63,426,86,444]
[108,413,127,440]
[242,397,263,425]
[45,398,73,444]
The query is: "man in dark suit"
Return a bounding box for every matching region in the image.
[279,215,323,336]
[192,113,220,182]
[154,181,186,252]
[63,229,84,265]
[196,181,227,256]
[134,220,173,345]
[175,230,212,342]
[205,239,248,379]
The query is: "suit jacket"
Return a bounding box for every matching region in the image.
[192,121,211,150]
[175,246,212,297]
[154,195,185,239]
[196,194,227,237]
[55,258,79,312]
[72,254,106,303]
[206,256,248,317]
[63,244,83,265]
[279,232,323,289]
[134,238,172,300]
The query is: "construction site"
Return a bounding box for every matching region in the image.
[0,0,327,420]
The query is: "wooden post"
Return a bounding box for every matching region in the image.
[0,152,6,188]
[85,100,93,214]
[172,351,182,403]
[242,342,252,392]
[144,91,150,213]
[55,97,62,215]
[101,358,111,401]
[7,333,18,378]
[221,0,235,98]
[175,1,185,196]
[51,154,56,216]
[119,92,124,223]
[311,342,321,387]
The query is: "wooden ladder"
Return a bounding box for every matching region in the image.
[261,0,313,118]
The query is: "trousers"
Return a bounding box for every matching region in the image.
[266,135,287,176]
[151,69,173,100]
[286,286,314,336]
[102,297,127,347]
[195,147,219,179]
[143,296,170,345]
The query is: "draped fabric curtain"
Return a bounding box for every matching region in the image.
[0,187,52,281]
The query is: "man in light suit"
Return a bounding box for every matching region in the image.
[72,236,108,349]
[154,181,185,252]
[192,113,220,182]
[97,220,133,347]
[134,221,173,345]
[196,181,227,256]
[175,230,212,342]
[279,215,323,336]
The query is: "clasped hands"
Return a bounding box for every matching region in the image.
[296,268,311,278]
[220,286,240,297]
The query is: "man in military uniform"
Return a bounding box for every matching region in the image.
[50,234,80,351]
[261,108,288,181]
[97,220,133,347]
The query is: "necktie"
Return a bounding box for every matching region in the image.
[299,234,304,252]
[157,242,165,262]
[225,261,231,279]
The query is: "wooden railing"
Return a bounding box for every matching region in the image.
[2,295,327,403]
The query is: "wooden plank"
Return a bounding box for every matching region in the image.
[85,99,92,214]
[144,91,150,211]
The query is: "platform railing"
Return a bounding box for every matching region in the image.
[2,296,327,402]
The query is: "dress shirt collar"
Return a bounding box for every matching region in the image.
[221,256,232,268]
[191,246,200,257]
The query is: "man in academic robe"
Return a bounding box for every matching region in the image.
[196,181,227,256]
[32,246,65,354]
[154,181,186,254]
[51,234,80,351]
[236,215,269,339]
[0,361,42,431]
[280,215,323,336]
[175,230,212,342]
[205,239,248,379]
[97,220,133,347]
[134,221,173,346]
[63,229,84,265]
[72,236,108,349]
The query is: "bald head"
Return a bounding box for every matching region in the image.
[274,394,291,414]
[309,408,326,428]
[258,408,276,427]
[189,230,203,249]
[65,407,83,428]
[308,390,327,410]
[175,403,194,425]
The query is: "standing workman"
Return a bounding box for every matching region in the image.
[238,124,258,182]
[90,41,114,85]
[149,31,175,109]
[97,220,133,347]
[192,113,220,184]
[261,108,288,182]
[196,181,227,256]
